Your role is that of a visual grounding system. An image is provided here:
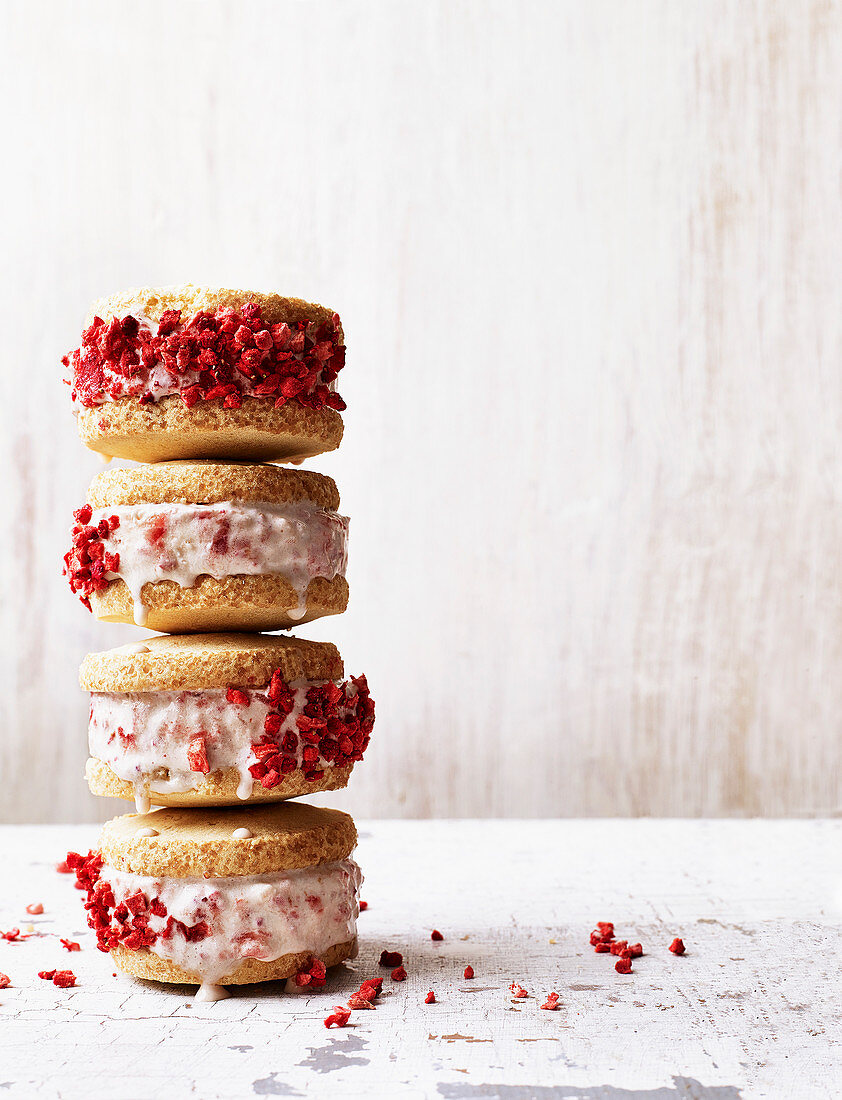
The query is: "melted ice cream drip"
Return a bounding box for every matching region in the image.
[89,500,349,625]
[88,679,350,801]
[100,859,361,986]
[195,982,231,1002]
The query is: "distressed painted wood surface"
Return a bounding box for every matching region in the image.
[2,2,842,821]
[0,820,838,1099]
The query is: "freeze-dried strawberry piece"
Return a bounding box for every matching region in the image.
[379,950,402,968]
[347,992,375,1009]
[52,970,77,988]
[391,966,407,982]
[431,929,444,941]
[509,982,528,998]
[359,901,368,911]
[56,861,73,874]
[625,943,644,958]
[26,903,44,915]
[38,970,56,980]
[609,940,629,956]
[324,1006,351,1028]
[594,942,611,953]
[292,957,327,989]
[615,957,633,974]
[357,977,382,1000]
[226,688,250,706]
[186,734,210,774]
[540,992,560,1010]
[425,990,436,1004]
[0,973,9,989]
[60,939,80,952]
[65,303,346,414]
[669,938,686,955]
[463,965,474,980]
[2,929,21,942]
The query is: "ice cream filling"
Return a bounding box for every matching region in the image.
[88,499,348,625]
[64,305,346,413]
[99,859,361,986]
[88,680,362,808]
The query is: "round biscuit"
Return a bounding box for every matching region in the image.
[99,802,357,878]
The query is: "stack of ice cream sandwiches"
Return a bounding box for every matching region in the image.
[62,286,373,1001]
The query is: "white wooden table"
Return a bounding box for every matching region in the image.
[0,821,838,1099]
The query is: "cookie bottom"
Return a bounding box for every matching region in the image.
[90,574,349,632]
[86,757,355,807]
[111,936,358,987]
[78,395,343,463]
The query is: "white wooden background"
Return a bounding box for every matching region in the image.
[1,0,841,823]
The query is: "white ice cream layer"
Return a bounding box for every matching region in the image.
[90,499,348,625]
[101,859,361,985]
[88,682,340,803]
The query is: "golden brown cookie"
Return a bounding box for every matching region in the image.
[82,634,374,809]
[65,285,346,463]
[68,804,361,991]
[65,462,350,632]
[100,803,357,875]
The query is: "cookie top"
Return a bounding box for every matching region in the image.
[99,803,357,877]
[80,633,343,692]
[84,284,344,345]
[86,461,339,510]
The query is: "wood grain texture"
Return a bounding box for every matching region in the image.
[0,820,838,1098]
[1,1,841,821]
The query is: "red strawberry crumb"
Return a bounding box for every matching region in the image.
[186,734,210,774]
[379,950,402,968]
[56,861,73,874]
[292,957,327,989]
[540,992,560,1010]
[391,966,407,982]
[594,942,611,953]
[52,970,77,988]
[609,940,629,956]
[324,1006,351,1028]
[509,983,528,998]
[246,673,375,789]
[26,903,44,915]
[60,939,81,952]
[359,901,368,911]
[38,970,56,980]
[226,688,250,706]
[431,930,444,941]
[463,965,474,980]
[0,974,10,989]
[65,305,346,416]
[669,938,686,955]
[615,957,633,974]
[425,991,436,1004]
[626,943,644,958]
[597,921,614,935]
[347,992,376,1009]
[2,929,21,942]
[357,977,382,1000]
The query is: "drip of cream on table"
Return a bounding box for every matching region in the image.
[101,859,361,989]
[88,679,358,805]
[89,500,349,625]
